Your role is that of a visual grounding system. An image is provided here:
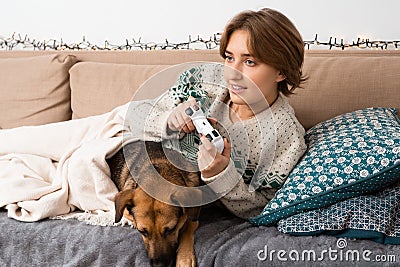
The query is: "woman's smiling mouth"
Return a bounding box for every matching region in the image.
[229,84,247,94]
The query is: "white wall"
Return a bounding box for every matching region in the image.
[1,0,399,48]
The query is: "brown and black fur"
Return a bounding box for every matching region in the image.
[107,141,202,267]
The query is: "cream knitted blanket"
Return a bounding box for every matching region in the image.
[0,103,134,224]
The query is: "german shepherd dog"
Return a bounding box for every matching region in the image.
[107,141,202,267]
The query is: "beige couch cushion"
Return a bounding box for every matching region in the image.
[69,62,191,118]
[0,54,76,129]
[289,56,400,130]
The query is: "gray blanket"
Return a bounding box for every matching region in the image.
[0,206,399,267]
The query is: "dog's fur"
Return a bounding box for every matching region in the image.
[107,141,202,267]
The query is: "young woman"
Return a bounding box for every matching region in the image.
[138,8,307,218]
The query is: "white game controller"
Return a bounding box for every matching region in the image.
[185,103,224,154]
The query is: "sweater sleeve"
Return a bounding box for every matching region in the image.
[201,131,306,219]
[201,161,277,219]
[126,95,176,141]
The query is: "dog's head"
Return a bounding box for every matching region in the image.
[114,182,202,267]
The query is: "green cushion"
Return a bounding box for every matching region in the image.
[250,107,400,226]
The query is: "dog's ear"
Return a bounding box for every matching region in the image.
[114,189,135,223]
[170,189,202,221]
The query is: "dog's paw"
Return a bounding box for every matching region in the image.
[176,252,196,267]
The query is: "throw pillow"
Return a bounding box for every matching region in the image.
[277,181,400,245]
[249,107,400,226]
[0,54,77,129]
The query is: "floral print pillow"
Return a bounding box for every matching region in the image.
[250,108,400,226]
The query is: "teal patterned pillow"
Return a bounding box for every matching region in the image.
[277,181,400,244]
[250,107,400,226]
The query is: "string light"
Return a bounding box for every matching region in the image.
[0,33,399,51]
[303,34,400,50]
[0,33,222,51]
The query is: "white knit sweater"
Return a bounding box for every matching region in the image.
[126,63,307,219]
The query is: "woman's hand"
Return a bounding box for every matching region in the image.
[167,96,197,133]
[198,136,231,178]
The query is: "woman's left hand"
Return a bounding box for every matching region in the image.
[197,136,231,178]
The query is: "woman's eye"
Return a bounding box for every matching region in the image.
[225,55,233,62]
[245,59,256,66]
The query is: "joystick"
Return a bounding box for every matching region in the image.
[185,103,224,153]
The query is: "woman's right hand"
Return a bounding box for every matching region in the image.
[167,96,197,133]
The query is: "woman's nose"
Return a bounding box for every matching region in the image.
[224,64,243,81]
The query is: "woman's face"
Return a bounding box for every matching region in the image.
[223,30,285,109]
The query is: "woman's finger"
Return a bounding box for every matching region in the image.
[199,136,217,158]
[221,138,231,157]
[207,117,218,125]
[176,111,191,133]
[197,149,213,171]
[167,115,179,132]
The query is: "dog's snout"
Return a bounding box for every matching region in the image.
[148,242,177,267]
[150,256,174,267]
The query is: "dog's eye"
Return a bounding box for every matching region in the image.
[126,205,134,214]
[138,228,149,238]
[164,225,177,236]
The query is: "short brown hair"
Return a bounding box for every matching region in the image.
[219,8,306,95]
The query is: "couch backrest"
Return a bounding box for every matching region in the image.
[290,51,400,129]
[1,50,399,130]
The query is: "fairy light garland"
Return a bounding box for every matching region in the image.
[0,33,399,51]
[305,34,399,50]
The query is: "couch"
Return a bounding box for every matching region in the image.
[0,49,399,266]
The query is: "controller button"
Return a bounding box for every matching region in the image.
[185,107,194,116]
[193,104,199,111]
[205,134,213,141]
[212,130,219,137]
